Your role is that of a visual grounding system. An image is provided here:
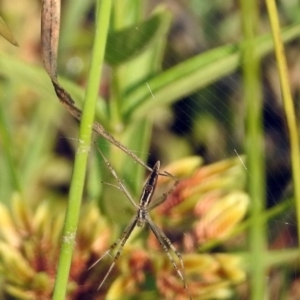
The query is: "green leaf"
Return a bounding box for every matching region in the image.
[0,16,18,46]
[105,10,170,65]
[122,23,300,121]
[0,53,109,126]
[122,118,152,195]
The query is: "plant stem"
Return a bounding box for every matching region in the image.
[265,0,300,257]
[240,0,267,299]
[52,1,112,299]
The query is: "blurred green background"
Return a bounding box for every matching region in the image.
[0,0,300,299]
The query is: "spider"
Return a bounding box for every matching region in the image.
[89,147,191,299]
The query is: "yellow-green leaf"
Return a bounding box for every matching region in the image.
[105,10,171,65]
[0,16,18,46]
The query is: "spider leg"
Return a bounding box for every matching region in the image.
[146,216,192,300]
[101,181,124,191]
[95,143,139,210]
[89,217,138,290]
[88,216,137,270]
[147,172,179,211]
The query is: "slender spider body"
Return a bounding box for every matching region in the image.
[136,161,160,227]
[90,149,191,299]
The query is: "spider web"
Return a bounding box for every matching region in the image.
[149,1,298,300]
[0,0,298,300]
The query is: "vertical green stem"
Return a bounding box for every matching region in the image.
[240,0,267,299]
[265,0,300,255]
[52,1,112,299]
[0,102,21,192]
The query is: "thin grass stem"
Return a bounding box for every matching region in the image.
[52,1,112,299]
[240,0,267,298]
[265,0,300,256]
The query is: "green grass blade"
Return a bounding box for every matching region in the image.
[265,0,300,255]
[52,1,112,299]
[240,0,267,298]
[123,23,300,121]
